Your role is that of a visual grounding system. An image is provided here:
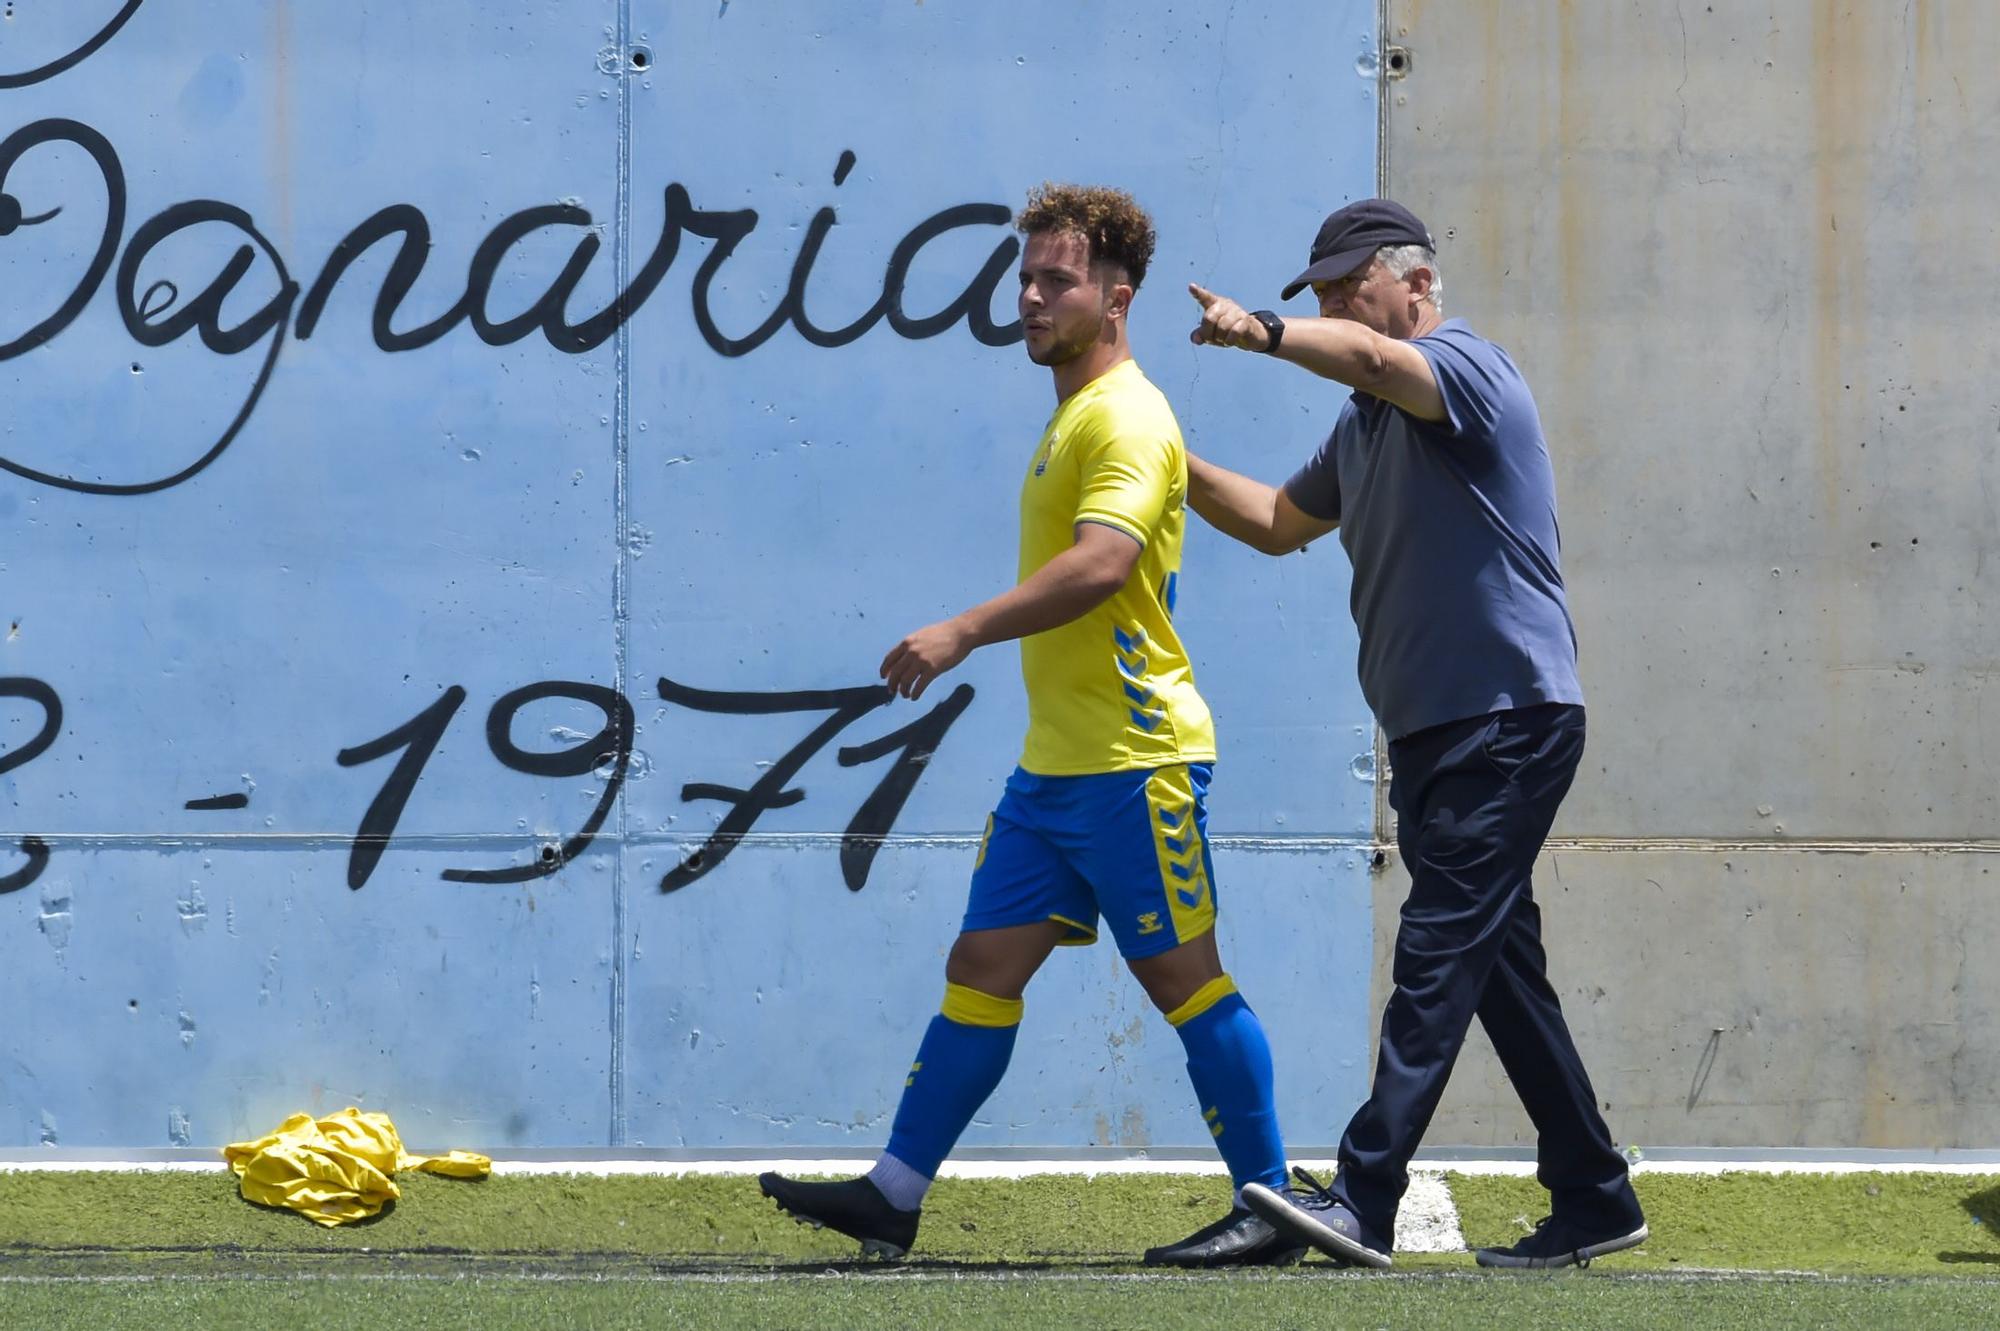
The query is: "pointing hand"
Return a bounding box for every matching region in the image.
[1188,283,1271,351]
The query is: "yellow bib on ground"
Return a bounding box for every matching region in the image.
[222,1107,491,1226]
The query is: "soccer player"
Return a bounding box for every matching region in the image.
[759,184,1300,1267]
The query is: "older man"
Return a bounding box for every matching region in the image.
[1183,198,1647,1271]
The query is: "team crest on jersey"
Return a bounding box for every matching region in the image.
[1033,433,1056,476]
[1136,911,1164,936]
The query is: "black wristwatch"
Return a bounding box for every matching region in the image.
[1248,309,1285,353]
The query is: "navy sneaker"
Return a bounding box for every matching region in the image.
[1143,1206,1308,1268]
[1474,1214,1648,1268]
[1242,1167,1393,1269]
[758,1173,920,1259]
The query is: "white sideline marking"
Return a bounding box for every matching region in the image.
[1443,1159,2000,1176]
[0,1161,228,1173]
[10,1156,1992,1176]
[1395,1171,1464,1253]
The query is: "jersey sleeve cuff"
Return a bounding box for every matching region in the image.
[1073,512,1150,547]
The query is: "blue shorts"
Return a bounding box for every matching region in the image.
[964,762,1218,961]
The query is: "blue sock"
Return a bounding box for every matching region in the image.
[1169,976,1288,1193]
[880,982,1022,1189]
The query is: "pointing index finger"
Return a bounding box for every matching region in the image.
[1188,282,1218,308]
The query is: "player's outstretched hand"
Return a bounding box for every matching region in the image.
[881,618,974,700]
[1188,283,1270,351]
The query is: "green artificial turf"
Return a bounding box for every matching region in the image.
[4,1169,2000,1275]
[4,1170,2000,1329]
[3,1271,2000,1331]
[1448,1171,2000,1276]
[0,1171,1247,1263]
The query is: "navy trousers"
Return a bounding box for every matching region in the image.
[1333,703,1642,1244]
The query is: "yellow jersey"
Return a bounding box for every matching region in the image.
[1017,359,1215,775]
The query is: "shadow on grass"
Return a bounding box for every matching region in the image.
[1942,1184,2000,1264]
[1,1245,1153,1280]
[702,1257,1145,1276]
[230,1190,400,1228]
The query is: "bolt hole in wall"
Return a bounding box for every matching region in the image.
[628,45,650,72]
[1383,45,1411,77]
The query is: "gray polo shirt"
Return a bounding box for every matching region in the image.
[1282,318,1581,742]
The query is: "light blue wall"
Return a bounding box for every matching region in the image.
[0,0,1380,1150]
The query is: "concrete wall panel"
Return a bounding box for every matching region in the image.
[624,842,1376,1152]
[1381,845,2000,1149]
[1387,0,2000,1145]
[1386,0,2000,840]
[1,1,1382,1148]
[0,844,617,1148]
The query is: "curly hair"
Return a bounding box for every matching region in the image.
[1016,183,1157,290]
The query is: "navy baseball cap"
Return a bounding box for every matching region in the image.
[1281,198,1436,300]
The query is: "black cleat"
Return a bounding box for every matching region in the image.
[1474,1214,1649,1269]
[758,1172,920,1259]
[1143,1206,1308,1268]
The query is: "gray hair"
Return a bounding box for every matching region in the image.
[1377,243,1443,314]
